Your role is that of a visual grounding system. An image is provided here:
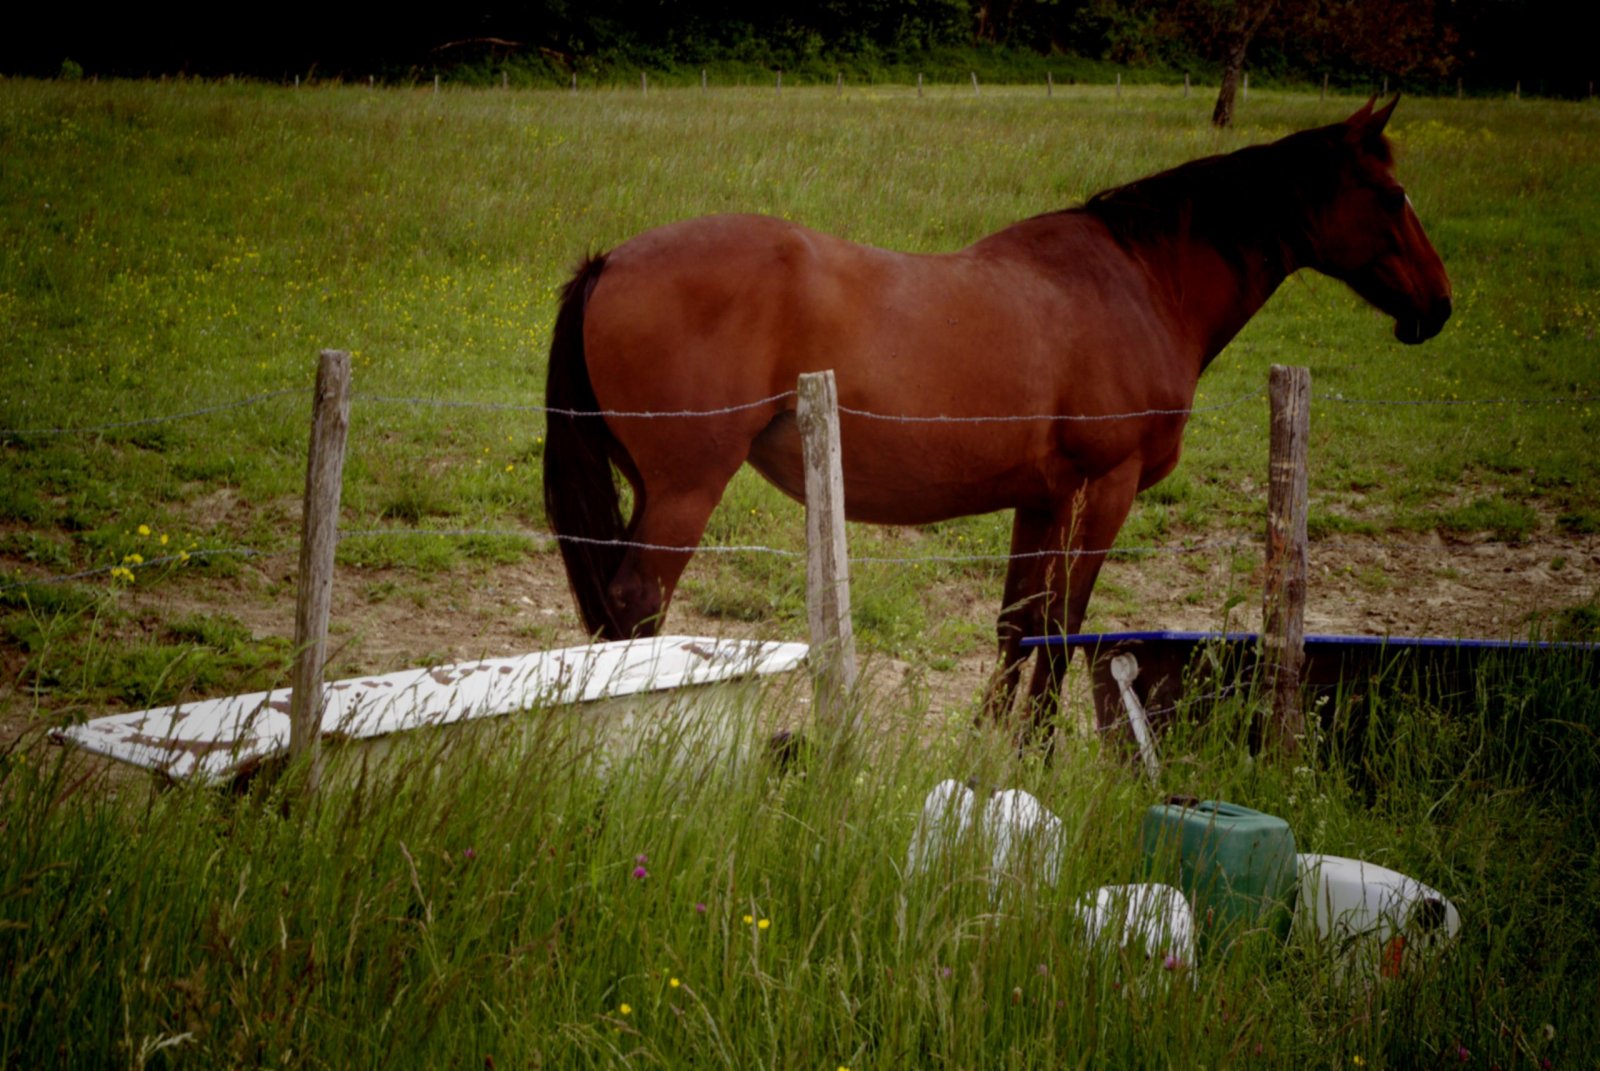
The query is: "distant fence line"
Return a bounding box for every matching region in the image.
[271,68,1596,104]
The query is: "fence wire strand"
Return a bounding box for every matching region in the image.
[3,380,1593,597]
[336,527,1258,564]
[1315,391,1600,408]
[5,384,1592,442]
[354,390,799,419]
[839,387,1264,424]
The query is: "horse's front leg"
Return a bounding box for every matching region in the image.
[979,508,1054,726]
[1020,466,1143,746]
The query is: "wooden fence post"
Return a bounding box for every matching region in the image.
[288,349,352,799]
[797,371,859,741]
[1263,365,1309,755]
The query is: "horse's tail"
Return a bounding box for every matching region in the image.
[543,253,628,640]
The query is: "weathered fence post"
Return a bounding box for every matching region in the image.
[797,371,859,742]
[288,349,352,800]
[1263,365,1310,755]
[1047,71,1054,97]
[971,71,981,96]
[1184,71,1191,97]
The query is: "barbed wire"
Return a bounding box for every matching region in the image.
[0,389,307,439]
[3,384,1593,442]
[4,522,1586,597]
[354,390,802,419]
[354,387,1262,424]
[1314,391,1599,408]
[838,387,1264,424]
[336,527,1258,563]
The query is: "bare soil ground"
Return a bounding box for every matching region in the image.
[7,521,1593,737]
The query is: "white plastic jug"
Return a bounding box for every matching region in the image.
[1074,883,1197,976]
[1295,853,1461,977]
[905,780,1064,890]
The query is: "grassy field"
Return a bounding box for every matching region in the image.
[1,78,1598,1067]
[2,81,1597,666]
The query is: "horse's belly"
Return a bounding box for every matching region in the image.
[747,411,1043,524]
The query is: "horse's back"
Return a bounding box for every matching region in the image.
[578,211,1190,522]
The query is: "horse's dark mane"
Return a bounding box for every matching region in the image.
[1074,123,1367,272]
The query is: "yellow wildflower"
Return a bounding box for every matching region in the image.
[137,524,150,536]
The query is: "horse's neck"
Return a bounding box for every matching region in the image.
[1142,239,1290,374]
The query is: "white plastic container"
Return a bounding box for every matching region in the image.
[1074,884,1196,966]
[1074,883,1197,988]
[905,780,1064,890]
[1295,853,1461,977]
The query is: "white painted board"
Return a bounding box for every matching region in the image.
[52,636,808,783]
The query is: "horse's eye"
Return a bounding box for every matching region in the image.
[1380,187,1408,212]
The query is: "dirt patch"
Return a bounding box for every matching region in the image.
[3,524,1596,752]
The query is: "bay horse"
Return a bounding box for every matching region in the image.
[542,97,1451,741]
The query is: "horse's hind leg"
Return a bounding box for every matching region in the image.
[604,472,736,639]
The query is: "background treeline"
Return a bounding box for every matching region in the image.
[4,0,1592,97]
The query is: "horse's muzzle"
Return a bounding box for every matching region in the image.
[1396,296,1452,345]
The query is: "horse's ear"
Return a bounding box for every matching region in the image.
[1345,95,1378,125]
[1369,93,1400,134]
[1346,93,1399,149]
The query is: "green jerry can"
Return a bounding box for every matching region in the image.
[1141,800,1298,950]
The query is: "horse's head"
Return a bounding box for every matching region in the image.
[1305,96,1453,345]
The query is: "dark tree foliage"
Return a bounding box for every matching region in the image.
[1,0,1590,95]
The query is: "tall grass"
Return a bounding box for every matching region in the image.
[4,646,1597,1067]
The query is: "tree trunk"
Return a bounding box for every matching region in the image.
[1212,39,1249,127]
[1211,0,1279,128]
